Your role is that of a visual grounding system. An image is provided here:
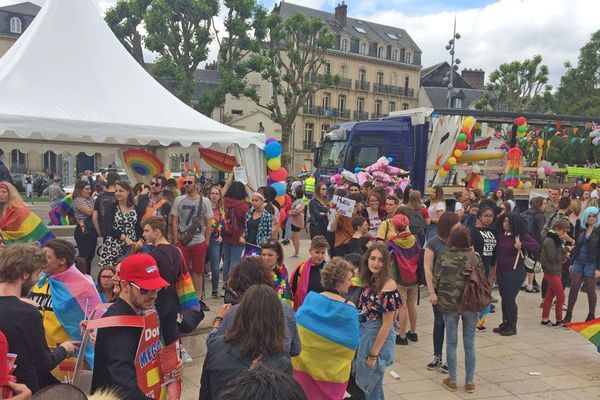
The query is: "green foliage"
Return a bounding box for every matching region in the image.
[475,55,552,112]
[553,30,600,117]
[104,0,150,66]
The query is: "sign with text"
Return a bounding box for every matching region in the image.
[233,167,248,185]
[332,195,356,218]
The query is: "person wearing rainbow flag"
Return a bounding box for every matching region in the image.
[0,181,54,246]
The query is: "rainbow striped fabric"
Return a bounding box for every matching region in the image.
[49,194,73,225]
[175,270,200,311]
[292,291,359,399]
[565,317,600,353]
[0,205,54,245]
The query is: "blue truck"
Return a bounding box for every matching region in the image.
[313,115,429,193]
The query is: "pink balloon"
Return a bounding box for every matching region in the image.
[356,171,369,187]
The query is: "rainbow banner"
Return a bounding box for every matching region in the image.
[503,146,522,188]
[467,174,501,196]
[40,266,101,366]
[292,291,359,399]
[123,148,164,176]
[565,317,600,353]
[198,148,236,173]
[49,194,73,225]
[0,206,54,245]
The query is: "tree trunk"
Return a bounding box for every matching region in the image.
[132,32,145,67]
[279,121,293,171]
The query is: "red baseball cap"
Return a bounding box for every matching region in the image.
[119,254,169,291]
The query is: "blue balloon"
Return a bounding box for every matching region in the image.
[338,167,344,173]
[264,141,282,158]
[387,157,393,163]
[354,167,362,173]
[271,181,286,197]
[265,137,278,145]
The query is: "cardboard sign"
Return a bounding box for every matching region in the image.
[332,195,356,218]
[233,166,248,185]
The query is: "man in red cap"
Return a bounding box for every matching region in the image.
[91,254,182,400]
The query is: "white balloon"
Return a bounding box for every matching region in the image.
[471,165,481,174]
[537,167,546,178]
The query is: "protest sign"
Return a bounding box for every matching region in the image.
[332,195,356,218]
[233,166,248,185]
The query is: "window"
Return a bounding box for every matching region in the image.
[9,17,21,34]
[386,32,398,40]
[378,46,385,58]
[304,123,314,149]
[374,100,382,116]
[358,68,366,82]
[306,95,314,108]
[341,38,348,52]
[404,76,410,89]
[231,109,243,115]
[376,72,384,87]
[454,97,463,108]
[322,92,331,110]
[402,103,409,110]
[389,102,396,113]
[391,49,398,61]
[320,124,330,142]
[354,26,367,34]
[405,51,412,64]
[324,62,331,75]
[338,94,346,111]
[360,42,366,55]
[11,149,26,172]
[357,97,365,112]
[349,146,382,168]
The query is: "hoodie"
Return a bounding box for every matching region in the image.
[387,231,421,286]
[222,197,250,244]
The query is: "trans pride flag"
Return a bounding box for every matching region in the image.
[39,266,101,366]
[565,317,600,353]
[0,205,54,245]
[292,291,359,399]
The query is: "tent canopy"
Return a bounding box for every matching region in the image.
[0,0,265,150]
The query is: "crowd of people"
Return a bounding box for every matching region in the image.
[0,170,599,400]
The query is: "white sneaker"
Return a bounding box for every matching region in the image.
[180,346,193,364]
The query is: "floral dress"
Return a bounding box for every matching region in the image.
[273,264,292,305]
[98,208,138,267]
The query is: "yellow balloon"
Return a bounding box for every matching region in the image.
[524,181,532,189]
[438,168,448,177]
[517,181,524,189]
[590,179,598,184]
[448,157,457,165]
[464,116,475,128]
[454,149,463,158]
[267,157,281,170]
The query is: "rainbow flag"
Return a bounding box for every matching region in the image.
[565,317,600,353]
[198,148,237,173]
[503,146,522,188]
[292,291,359,399]
[0,206,54,245]
[123,148,164,176]
[49,194,73,225]
[40,266,101,366]
[466,174,501,196]
[175,271,201,312]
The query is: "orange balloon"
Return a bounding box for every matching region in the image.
[275,195,285,207]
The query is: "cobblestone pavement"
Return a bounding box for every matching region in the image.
[180,239,600,400]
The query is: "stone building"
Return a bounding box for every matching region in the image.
[418,61,485,109]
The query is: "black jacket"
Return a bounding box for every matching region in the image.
[91,298,152,400]
[137,194,172,227]
[102,201,143,240]
[570,226,600,269]
[199,335,292,400]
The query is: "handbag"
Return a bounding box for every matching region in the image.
[175,249,205,333]
[177,196,203,246]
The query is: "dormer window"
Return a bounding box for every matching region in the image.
[10,17,22,34]
[391,49,398,61]
[405,51,412,64]
[378,46,385,58]
[354,26,367,34]
[359,42,366,55]
[341,38,348,52]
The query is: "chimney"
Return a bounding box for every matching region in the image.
[461,69,485,90]
[335,1,347,27]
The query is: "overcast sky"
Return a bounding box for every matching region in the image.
[3,0,597,87]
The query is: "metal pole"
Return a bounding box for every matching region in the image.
[447,16,456,108]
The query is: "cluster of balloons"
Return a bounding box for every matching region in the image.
[515,116,528,139]
[536,160,555,179]
[438,116,477,178]
[264,137,288,203]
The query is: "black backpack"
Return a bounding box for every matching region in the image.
[409,208,426,238]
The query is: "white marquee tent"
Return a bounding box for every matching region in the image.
[0,0,266,186]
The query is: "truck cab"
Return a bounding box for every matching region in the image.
[314,116,429,193]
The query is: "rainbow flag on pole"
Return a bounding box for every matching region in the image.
[49,194,73,225]
[0,206,54,245]
[565,318,600,353]
[292,291,359,399]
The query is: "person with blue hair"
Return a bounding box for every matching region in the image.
[564,206,600,323]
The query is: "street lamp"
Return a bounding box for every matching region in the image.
[442,17,461,108]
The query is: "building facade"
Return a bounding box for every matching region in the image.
[418,61,485,109]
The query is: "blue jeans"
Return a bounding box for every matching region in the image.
[443,311,477,383]
[572,259,597,278]
[222,242,244,285]
[207,236,222,294]
[432,303,445,356]
[426,224,438,241]
[284,217,292,241]
[497,268,525,325]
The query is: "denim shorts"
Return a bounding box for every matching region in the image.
[572,260,598,278]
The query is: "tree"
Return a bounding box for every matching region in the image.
[104,0,150,66]
[144,0,219,105]
[475,55,552,112]
[195,0,269,116]
[243,12,338,167]
[553,30,600,117]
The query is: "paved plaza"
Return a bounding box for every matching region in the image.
[180,239,600,400]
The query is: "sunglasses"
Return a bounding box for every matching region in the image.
[183,181,194,185]
[150,181,162,187]
[129,281,158,295]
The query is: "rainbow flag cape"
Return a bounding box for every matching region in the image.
[49,194,73,225]
[39,266,101,366]
[0,206,54,245]
[467,174,500,196]
[198,148,236,173]
[565,317,600,353]
[292,291,359,399]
